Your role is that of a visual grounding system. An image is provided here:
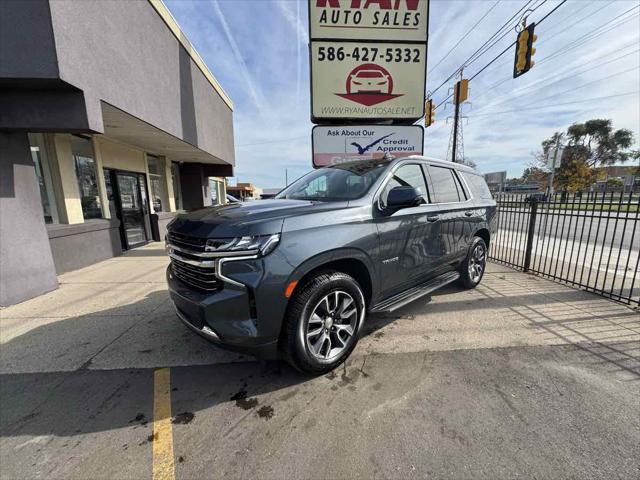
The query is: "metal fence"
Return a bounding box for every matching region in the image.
[489,191,640,307]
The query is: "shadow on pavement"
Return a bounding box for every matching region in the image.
[1,278,638,441]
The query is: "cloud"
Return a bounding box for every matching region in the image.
[165,0,640,184]
[209,0,269,117]
[275,0,308,106]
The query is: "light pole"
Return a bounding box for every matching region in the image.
[547,138,564,197]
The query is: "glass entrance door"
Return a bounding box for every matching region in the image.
[115,172,148,249]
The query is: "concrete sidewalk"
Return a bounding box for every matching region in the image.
[1,242,639,479]
[2,242,638,377]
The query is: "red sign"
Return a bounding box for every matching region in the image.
[335,63,404,106]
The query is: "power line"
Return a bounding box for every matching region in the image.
[480,41,640,97]
[537,0,616,46]
[428,0,502,76]
[470,91,640,117]
[537,8,640,66]
[479,0,634,77]
[536,0,598,39]
[475,66,640,115]
[465,0,548,68]
[430,0,567,99]
[428,0,538,96]
[472,0,569,81]
[473,45,640,108]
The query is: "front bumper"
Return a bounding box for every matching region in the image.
[166,256,286,359]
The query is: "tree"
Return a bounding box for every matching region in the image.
[521,165,548,189]
[606,177,624,188]
[531,119,636,192]
[566,119,634,167]
[462,158,477,169]
[554,158,594,192]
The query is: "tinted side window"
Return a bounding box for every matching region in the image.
[428,166,462,203]
[380,164,428,208]
[461,172,493,199]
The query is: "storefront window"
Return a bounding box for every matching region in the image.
[72,135,102,220]
[210,178,219,204]
[147,155,167,212]
[30,147,53,223]
[28,133,58,224]
[209,178,225,205]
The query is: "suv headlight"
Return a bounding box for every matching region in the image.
[205,234,280,256]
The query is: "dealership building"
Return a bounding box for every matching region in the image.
[0,0,235,306]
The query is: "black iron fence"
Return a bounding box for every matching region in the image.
[489,191,639,307]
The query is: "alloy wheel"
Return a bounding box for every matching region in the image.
[468,243,486,283]
[306,290,358,361]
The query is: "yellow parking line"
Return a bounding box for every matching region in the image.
[153,368,175,480]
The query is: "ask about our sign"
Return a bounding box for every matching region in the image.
[312,125,424,167]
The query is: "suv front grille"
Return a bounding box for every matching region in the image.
[171,258,221,292]
[167,232,207,253]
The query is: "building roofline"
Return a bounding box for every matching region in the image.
[148,0,233,111]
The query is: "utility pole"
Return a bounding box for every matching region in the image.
[547,136,564,197]
[285,168,288,187]
[548,150,556,197]
[449,71,468,163]
[451,77,461,163]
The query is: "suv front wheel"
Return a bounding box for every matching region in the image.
[282,271,365,374]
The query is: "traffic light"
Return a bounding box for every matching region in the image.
[513,22,537,78]
[454,79,469,104]
[425,99,436,127]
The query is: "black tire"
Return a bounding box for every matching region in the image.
[459,237,487,289]
[282,271,366,375]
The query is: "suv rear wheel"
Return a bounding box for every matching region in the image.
[282,271,365,374]
[459,236,487,289]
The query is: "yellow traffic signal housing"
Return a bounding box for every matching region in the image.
[513,23,537,78]
[425,99,436,127]
[454,79,469,104]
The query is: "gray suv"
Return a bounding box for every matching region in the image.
[166,156,496,374]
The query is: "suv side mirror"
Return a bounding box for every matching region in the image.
[386,186,422,209]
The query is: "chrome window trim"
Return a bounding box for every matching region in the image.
[373,159,474,210]
[423,163,474,207]
[373,160,431,211]
[456,171,475,201]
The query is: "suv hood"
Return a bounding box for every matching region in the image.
[168,199,349,238]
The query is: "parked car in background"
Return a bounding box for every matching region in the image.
[525,192,549,202]
[165,156,496,374]
[225,193,241,204]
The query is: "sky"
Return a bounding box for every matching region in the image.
[164,0,640,188]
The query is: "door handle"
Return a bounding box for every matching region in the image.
[427,215,440,222]
[464,211,474,217]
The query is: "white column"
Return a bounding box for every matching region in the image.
[92,137,111,219]
[163,157,176,212]
[51,134,84,224]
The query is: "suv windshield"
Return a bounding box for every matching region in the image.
[276,160,390,201]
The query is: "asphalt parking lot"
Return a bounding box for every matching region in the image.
[1,243,639,479]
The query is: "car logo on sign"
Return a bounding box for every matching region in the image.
[335,63,404,107]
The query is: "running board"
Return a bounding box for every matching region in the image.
[370,271,460,313]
